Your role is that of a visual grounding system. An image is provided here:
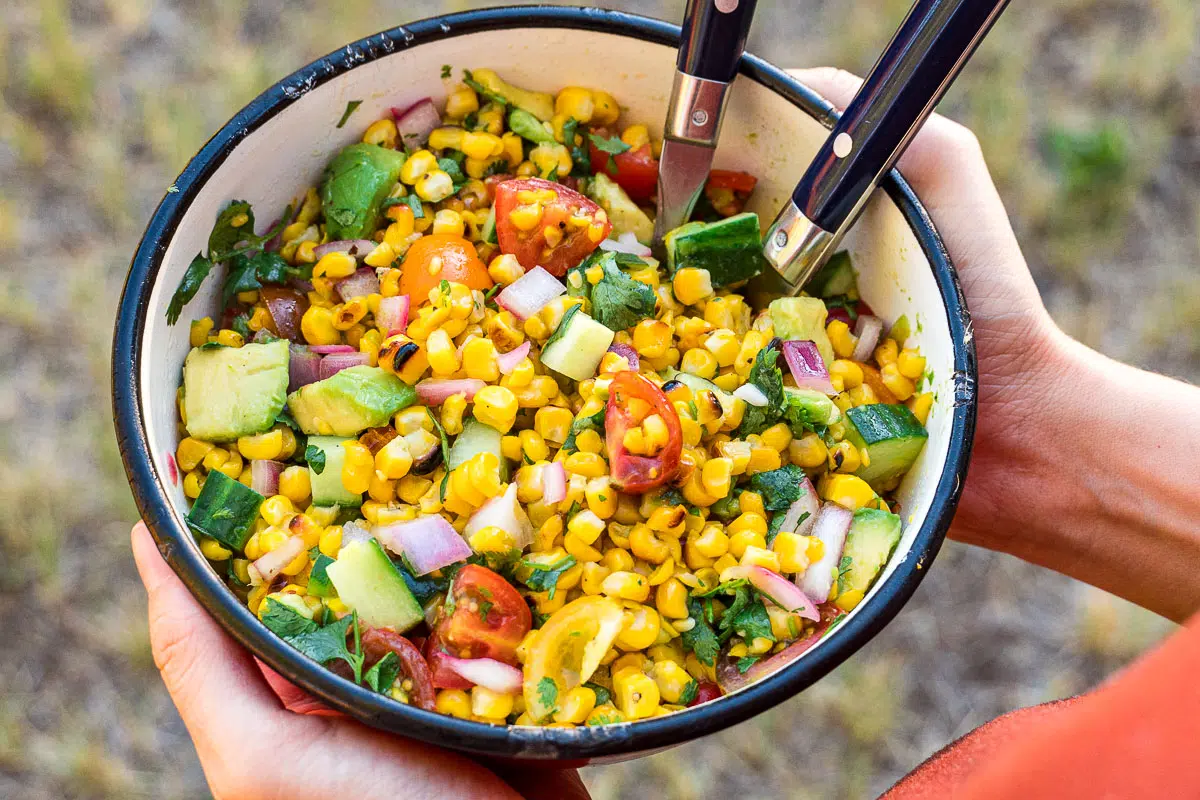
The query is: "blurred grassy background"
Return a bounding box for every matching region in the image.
[1,0,1196,797]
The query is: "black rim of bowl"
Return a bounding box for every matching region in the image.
[112,5,977,761]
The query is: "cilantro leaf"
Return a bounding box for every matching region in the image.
[588,255,656,332]
[588,132,631,171]
[537,677,559,711]
[282,612,365,682]
[718,586,775,644]
[275,409,301,432]
[562,118,590,178]
[749,465,810,512]
[305,445,326,475]
[260,598,320,638]
[363,651,402,694]
[737,655,761,674]
[542,303,582,350]
[426,407,451,465]
[167,254,214,325]
[337,100,363,129]
[735,343,785,437]
[681,597,721,667]
[679,680,699,705]
[584,681,611,707]
[836,555,854,596]
[437,156,468,190]
[691,578,748,599]
[404,193,424,219]
[519,555,577,600]
[208,200,255,259]
[561,406,605,455]
[440,64,452,79]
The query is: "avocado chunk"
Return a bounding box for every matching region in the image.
[186,469,265,551]
[664,212,767,288]
[839,508,903,599]
[287,366,416,437]
[321,143,407,241]
[844,404,929,489]
[586,173,654,245]
[507,107,556,145]
[306,435,363,508]
[769,297,835,367]
[325,538,424,632]
[804,250,859,299]
[183,339,290,442]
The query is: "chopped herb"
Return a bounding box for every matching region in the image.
[166,254,214,325]
[736,343,785,437]
[691,578,748,599]
[404,193,424,219]
[274,409,301,432]
[437,156,468,190]
[562,118,590,178]
[363,651,402,694]
[305,445,326,474]
[736,655,761,674]
[230,313,252,340]
[482,159,510,178]
[687,399,699,419]
[277,610,365,683]
[260,598,319,638]
[439,471,450,504]
[588,132,631,171]
[749,465,810,512]
[719,586,775,644]
[565,251,655,332]
[427,407,451,464]
[681,597,720,667]
[584,682,612,707]
[208,201,255,258]
[836,555,854,596]
[519,554,577,599]
[462,110,479,131]
[824,295,859,323]
[679,680,699,705]
[440,64,452,79]
[478,598,494,621]
[537,677,558,711]
[337,100,363,128]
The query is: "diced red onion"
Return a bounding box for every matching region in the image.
[336,267,381,301]
[440,656,522,694]
[733,383,768,407]
[542,461,567,505]
[607,343,640,372]
[308,344,356,354]
[717,604,842,694]
[496,341,531,375]
[373,515,472,575]
[415,378,485,405]
[313,239,377,260]
[464,484,533,551]
[391,98,441,147]
[288,344,323,392]
[598,231,653,257]
[782,340,837,395]
[250,459,284,496]
[252,329,274,343]
[797,504,853,602]
[721,565,820,621]
[251,535,306,583]
[851,315,883,362]
[318,352,371,379]
[778,476,820,538]
[376,295,410,335]
[496,266,566,320]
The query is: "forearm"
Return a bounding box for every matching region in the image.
[957,332,1200,622]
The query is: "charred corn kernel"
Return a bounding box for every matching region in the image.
[199,536,231,561]
[772,531,810,573]
[694,525,730,559]
[671,268,714,307]
[362,118,398,149]
[602,571,650,603]
[176,437,215,472]
[828,440,861,473]
[461,337,499,382]
[237,429,284,461]
[585,476,617,519]
[819,473,877,511]
[436,689,472,719]
[431,208,465,237]
[739,545,781,572]
[400,149,437,184]
[897,348,926,380]
[340,441,373,495]
[415,169,455,203]
[472,385,518,433]
[789,432,828,469]
[333,299,368,331]
[189,318,214,347]
[632,319,672,358]
[614,668,660,720]
[534,406,573,444]
[875,338,899,367]
[617,605,661,651]
[680,348,718,380]
[301,306,341,345]
[487,254,525,286]
[554,86,595,122]
[826,320,857,359]
[425,329,459,376]
[651,659,693,704]
[629,524,670,564]
[880,362,916,401]
[700,329,738,368]
[655,578,690,620]
[316,525,343,558]
[215,329,243,348]
[314,251,357,281]
[566,509,606,545]
[553,686,596,724]
[908,391,934,425]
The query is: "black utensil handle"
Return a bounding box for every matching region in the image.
[677,0,759,83]
[794,0,1010,233]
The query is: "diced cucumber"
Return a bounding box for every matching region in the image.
[480,205,497,245]
[507,107,556,145]
[784,387,842,427]
[307,553,337,598]
[804,250,858,299]
[324,538,423,632]
[448,418,509,480]
[307,435,363,508]
[186,469,265,551]
[586,173,654,245]
[540,307,614,381]
[843,404,929,488]
[663,368,736,417]
[839,508,902,597]
[664,212,767,287]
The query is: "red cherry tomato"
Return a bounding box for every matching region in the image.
[260,286,309,342]
[433,564,532,665]
[605,371,683,494]
[360,627,436,711]
[588,131,659,203]
[706,170,758,193]
[688,681,723,707]
[493,178,611,276]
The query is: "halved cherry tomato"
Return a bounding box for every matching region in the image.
[494,177,611,276]
[605,371,683,494]
[588,130,658,203]
[688,681,723,707]
[706,170,757,193]
[859,363,898,405]
[522,596,624,722]
[434,564,531,665]
[703,170,758,217]
[360,627,437,711]
[260,286,308,341]
[398,234,492,300]
[425,633,473,690]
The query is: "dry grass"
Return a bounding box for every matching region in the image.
[0,0,1194,797]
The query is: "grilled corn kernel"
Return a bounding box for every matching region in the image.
[694,525,730,559]
[617,604,661,651]
[362,118,398,149]
[314,251,357,281]
[487,253,525,286]
[553,686,597,724]
[771,531,810,573]
[314,524,342,558]
[655,578,690,620]
[416,169,454,203]
[176,437,215,472]
[789,433,828,469]
[671,268,714,307]
[585,476,617,519]
[632,319,672,358]
[437,392,466,437]
[189,318,214,347]
[589,89,619,125]
[739,545,781,572]
[651,659,693,704]
[400,149,437,184]
[424,329,459,376]
[614,668,660,720]
[874,338,899,366]
[819,473,877,511]
[566,509,606,545]
[470,685,515,719]
[215,329,243,348]
[529,142,572,179]
[826,320,857,360]
[745,445,782,475]
[276,466,311,505]
[301,306,341,346]
[340,440,373,495]
[554,86,595,122]
[897,348,926,380]
[828,440,861,474]
[602,571,650,603]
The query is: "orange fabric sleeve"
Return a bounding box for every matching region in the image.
[885,614,1200,798]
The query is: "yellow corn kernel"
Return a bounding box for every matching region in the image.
[189,317,214,347]
[400,149,437,184]
[908,392,934,425]
[728,511,768,538]
[373,436,413,481]
[651,658,693,704]
[460,337,499,382]
[472,385,518,434]
[589,89,619,125]
[739,545,781,572]
[470,685,515,720]
[671,267,715,306]
[442,82,479,118]
[698,457,733,500]
[259,495,295,528]
[581,477,615,521]
[295,240,318,264]
[422,329,457,376]
[415,169,454,203]
[236,429,284,462]
[755,422,791,453]
[340,440,373,495]
[880,362,916,401]
[693,525,730,559]
[553,686,597,724]
[897,348,926,380]
[562,451,604,480]
[278,466,312,505]
[826,320,857,360]
[789,432,828,469]
[487,254,525,287]
[655,578,690,620]
[772,531,810,574]
[632,319,672,358]
[434,392,465,437]
[679,347,718,380]
[874,338,900,367]
[175,437,215,472]
[819,473,877,511]
[507,202,544,232]
[300,306,341,346]
[620,123,650,149]
[199,536,231,561]
[699,329,738,368]
[534,406,573,445]
[745,445,782,475]
[576,560,612,595]
[362,118,399,149]
[830,359,864,391]
[436,688,472,719]
[317,525,343,558]
[828,440,862,474]
[500,132,524,167]
[617,604,661,651]
[566,509,606,545]
[529,142,572,179]
[614,668,660,721]
[215,329,243,348]
[313,251,357,281]
[554,86,595,122]
[602,571,650,603]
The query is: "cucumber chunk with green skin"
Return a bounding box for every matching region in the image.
[839,508,903,597]
[307,435,363,508]
[324,538,423,632]
[480,205,497,245]
[507,108,556,145]
[540,308,614,381]
[186,470,265,551]
[448,418,509,480]
[287,366,416,437]
[586,173,654,245]
[321,143,407,241]
[307,553,337,598]
[843,404,929,488]
[664,212,767,288]
[804,250,858,299]
[184,339,290,442]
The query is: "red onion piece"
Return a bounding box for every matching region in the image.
[251,535,306,582]
[782,340,837,395]
[721,565,819,621]
[851,315,883,362]
[374,515,472,575]
[496,266,566,319]
[250,459,285,496]
[598,231,652,257]
[313,239,377,260]
[797,504,853,602]
[464,484,533,551]
[496,341,531,375]
[542,461,567,505]
[336,267,381,301]
[391,98,441,147]
[416,378,485,405]
[288,344,323,392]
[376,295,410,335]
[318,352,371,380]
[778,476,820,538]
[606,343,640,372]
[308,344,356,354]
[441,656,523,694]
[716,604,843,694]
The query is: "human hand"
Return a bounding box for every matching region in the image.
[131,522,590,800]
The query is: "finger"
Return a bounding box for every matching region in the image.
[131,522,304,750]
[496,766,592,800]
